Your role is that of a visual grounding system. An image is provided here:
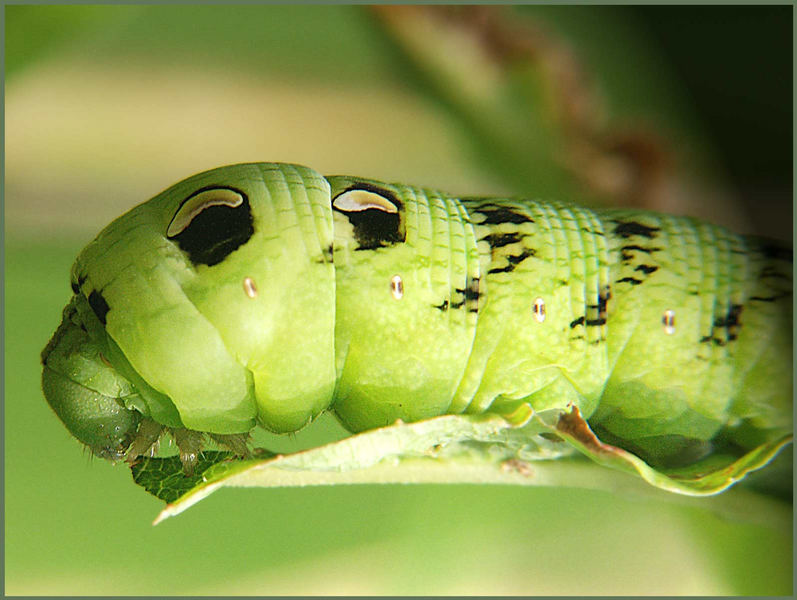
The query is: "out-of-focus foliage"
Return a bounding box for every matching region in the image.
[5,5,792,595]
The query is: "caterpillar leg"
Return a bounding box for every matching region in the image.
[173,430,251,475]
[171,428,204,476]
[208,432,251,458]
[123,417,252,476]
[124,418,164,463]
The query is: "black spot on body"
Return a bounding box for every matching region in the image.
[332,184,404,251]
[461,278,481,301]
[616,277,643,285]
[759,242,792,263]
[168,187,254,267]
[634,264,659,275]
[452,277,481,312]
[570,315,605,328]
[315,243,335,264]
[620,245,661,262]
[71,281,81,294]
[701,303,744,346]
[597,287,611,316]
[436,278,481,313]
[88,290,110,325]
[716,303,743,342]
[569,316,585,328]
[713,304,743,330]
[758,266,790,281]
[473,205,533,225]
[749,292,791,302]
[487,248,536,274]
[481,232,522,249]
[487,265,514,275]
[433,300,449,312]
[613,221,660,239]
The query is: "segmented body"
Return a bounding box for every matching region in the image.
[329,171,791,465]
[50,163,792,468]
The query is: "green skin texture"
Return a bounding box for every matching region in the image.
[42,163,792,466]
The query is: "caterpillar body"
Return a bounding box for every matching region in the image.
[41,163,792,474]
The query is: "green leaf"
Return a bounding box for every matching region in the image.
[128,404,790,526]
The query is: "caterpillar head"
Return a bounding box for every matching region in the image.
[42,163,338,464]
[41,296,142,460]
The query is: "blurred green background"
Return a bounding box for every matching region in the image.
[5,5,792,595]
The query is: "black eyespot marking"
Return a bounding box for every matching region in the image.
[168,186,254,267]
[71,281,81,294]
[332,184,404,251]
[613,220,660,239]
[88,290,110,325]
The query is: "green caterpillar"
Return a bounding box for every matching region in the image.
[41,163,792,475]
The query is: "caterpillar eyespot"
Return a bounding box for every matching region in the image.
[166,187,246,237]
[332,188,399,214]
[166,186,253,267]
[42,162,792,478]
